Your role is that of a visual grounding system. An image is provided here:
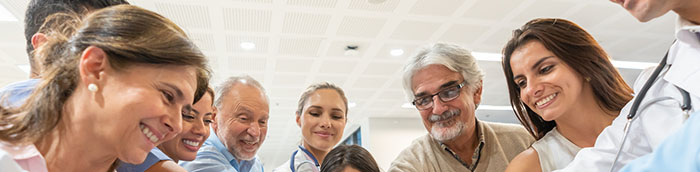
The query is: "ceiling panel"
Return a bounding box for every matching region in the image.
[286,0,338,8]
[282,12,332,35]
[336,16,387,38]
[155,3,211,29]
[222,8,272,32]
[408,0,464,16]
[278,37,324,56]
[347,0,400,12]
[389,20,442,41]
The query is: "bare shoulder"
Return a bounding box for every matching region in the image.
[505,148,542,172]
[145,160,187,172]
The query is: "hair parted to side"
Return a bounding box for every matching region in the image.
[214,75,267,110]
[0,4,210,144]
[24,0,129,72]
[401,43,485,102]
[320,144,380,172]
[501,18,633,139]
[296,82,349,117]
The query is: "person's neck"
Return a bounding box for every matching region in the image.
[302,142,329,165]
[34,98,116,171]
[675,0,700,24]
[442,122,478,164]
[554,94,616,148]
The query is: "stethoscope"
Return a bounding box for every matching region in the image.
[289,145,320,172]
[609,48,693,171]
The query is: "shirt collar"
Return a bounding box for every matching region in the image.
[206,128,258,171]
[669,17,700,64]
[438,120,486,171]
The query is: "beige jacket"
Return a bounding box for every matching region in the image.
[389,120,534,172]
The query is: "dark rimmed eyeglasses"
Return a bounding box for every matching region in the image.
[412,81,466,110]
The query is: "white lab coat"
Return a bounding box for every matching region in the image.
[272,146,320,172]
[557,17,700,172]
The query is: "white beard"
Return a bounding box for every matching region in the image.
[430,120,465,142]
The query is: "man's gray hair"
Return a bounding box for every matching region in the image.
[401,43,485,101]
[214,75,267,109]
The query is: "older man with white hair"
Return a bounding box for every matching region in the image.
[181,75,269,172]
[388,43,534,172]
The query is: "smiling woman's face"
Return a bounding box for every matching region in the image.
[158,92,214,161]
[297,89,347,152]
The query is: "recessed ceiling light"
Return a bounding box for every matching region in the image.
[240,42,255,50]
[390,49,404,56]
[0,4,17,22]
[349,102,357,108]
[471,51,502,62]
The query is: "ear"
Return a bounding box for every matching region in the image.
[472,80,483,105]
[31,33,47,49]
[211,106,219,132]
[296,112,302,127]
[78,46,109,89]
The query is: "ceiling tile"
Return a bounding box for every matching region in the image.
[438,24,491,44]
[362,61,403,76]
[275,58,315,73]
[312,75,349,86]
[389,20,441,41]
[408,0,464,16]
[345,89,378,101]
[318,60,357,74]
[510,0,578,23]
[278,37,324,56]
[566,3,621,29]
[352,76,390,89]
[348,0,400,12]
[286,0,338,8]
[227,56,267,73]
[271,74,308,89]
[336,16,387,38]
[188,32,216,51]
[282,12,332,35]
[222,8,272,32]
[155,3,211,29]
[463,0,524,21]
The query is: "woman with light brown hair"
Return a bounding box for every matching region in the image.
[0,5,209,171]
[501,18,633,172]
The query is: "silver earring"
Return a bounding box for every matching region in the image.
[88,83,98,92]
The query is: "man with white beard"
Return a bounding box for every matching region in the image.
[388,43,534,172]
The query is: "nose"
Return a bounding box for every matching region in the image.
[431,95,449,115]
[523,80,543,99]
[320,115,332,129]
[246,122,261,137]
[191,120,207,137]
[162,111,182,139]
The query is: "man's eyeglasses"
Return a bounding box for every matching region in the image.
[412,81,466,110]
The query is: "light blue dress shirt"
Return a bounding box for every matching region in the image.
[0,79,39,108]
[117,148,172,172]
[179,128,264,172]
[620,111,700,172]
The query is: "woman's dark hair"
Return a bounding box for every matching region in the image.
[501,18,633,139]
[320,145,380,172]
[0,4,210,144]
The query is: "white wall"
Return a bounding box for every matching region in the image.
[367,117,426,171]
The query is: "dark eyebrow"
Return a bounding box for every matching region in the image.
[414,80,459,97]
[531,56,555,71]
[182,105,193,116]
[203,112,213,116]
[513,56,555,81]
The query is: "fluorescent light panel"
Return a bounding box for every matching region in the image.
[471,51,657,69]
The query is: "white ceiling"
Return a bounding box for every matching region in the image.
[0,0,677,169]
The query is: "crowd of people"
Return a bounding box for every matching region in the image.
[0,0,698,171]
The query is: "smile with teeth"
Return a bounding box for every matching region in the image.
[183,139,199,147]
[242,140,257,145]
[536,93,557,107]
[140,124,160,144]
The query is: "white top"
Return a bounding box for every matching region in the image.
[273,146,320,172]
[531,128,581,172]
[556,17,700,172]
